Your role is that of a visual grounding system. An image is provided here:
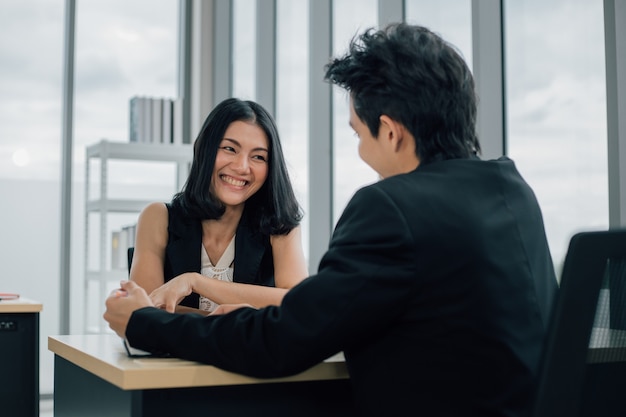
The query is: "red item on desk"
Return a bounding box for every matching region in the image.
[0,293,20,300]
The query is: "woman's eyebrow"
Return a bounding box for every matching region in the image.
[222,137,268,153]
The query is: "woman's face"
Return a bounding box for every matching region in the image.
[211,120,270,209]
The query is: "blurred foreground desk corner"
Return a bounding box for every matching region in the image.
[0,297,43,417]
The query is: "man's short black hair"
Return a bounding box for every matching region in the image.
[325,23,480,165]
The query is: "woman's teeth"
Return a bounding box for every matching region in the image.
[222,175,246,186]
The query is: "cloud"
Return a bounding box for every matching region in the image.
[0,1,64,99]
[0,0,180,188]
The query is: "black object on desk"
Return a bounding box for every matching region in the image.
[0,299,42,417]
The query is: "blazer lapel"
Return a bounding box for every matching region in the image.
[167,214,202,274]
[233,220,265,284]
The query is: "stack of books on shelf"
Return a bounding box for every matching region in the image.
[129,96,184,144]
[111,224,136,270]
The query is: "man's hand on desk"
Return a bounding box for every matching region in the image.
[103,280,153,338]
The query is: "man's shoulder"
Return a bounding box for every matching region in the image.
[409,156,520,182]
[349,156,521,201]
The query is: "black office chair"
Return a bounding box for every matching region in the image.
[532,229,626,417]
[127,247,134,275]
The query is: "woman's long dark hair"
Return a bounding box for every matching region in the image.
[171,98,302,235]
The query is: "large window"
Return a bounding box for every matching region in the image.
[332,0,379,223]
[0,0,179,396]
[504,0,608,269]
[233,0,257,100]
[0,0,64,395]
[277,0,310,260]
[73,0,178,335]
[330,0,473,225]
[405,0,472,68]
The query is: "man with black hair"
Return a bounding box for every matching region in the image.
[105,23,558,416]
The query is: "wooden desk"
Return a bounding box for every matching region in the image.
[0,298,42,417]
[0,298,43,314]
[49,334,354,417]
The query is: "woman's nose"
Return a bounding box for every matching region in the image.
[231,154,250,172]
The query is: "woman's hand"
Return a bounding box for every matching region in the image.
[210,303,255,315]
[149,272,195,313]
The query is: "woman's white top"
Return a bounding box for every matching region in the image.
[199,236,235,313]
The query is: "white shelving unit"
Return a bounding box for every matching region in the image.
[84,139,193,333]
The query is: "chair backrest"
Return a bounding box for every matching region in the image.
[127,247,134,275]
[532,229,626,417]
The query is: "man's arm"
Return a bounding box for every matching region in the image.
[103,280,154,338]
[108,185,418,378]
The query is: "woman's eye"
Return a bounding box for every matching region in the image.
[220,146,236,152]
[252,155,267,162]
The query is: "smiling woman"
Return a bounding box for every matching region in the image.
[130,98,308,317]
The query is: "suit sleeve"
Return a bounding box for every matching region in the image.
[126,185,419,377]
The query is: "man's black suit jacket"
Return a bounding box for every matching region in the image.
[127,156,558,417]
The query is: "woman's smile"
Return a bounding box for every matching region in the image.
[220,174,247,187]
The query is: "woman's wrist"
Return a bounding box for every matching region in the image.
[185,272,200,294]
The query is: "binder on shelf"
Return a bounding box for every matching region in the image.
[141,97,152,143]
[172,98,184,145]
[151,98,163,144]
[111,231,121,269]
[162,98,173,144]
[111,224,137,270]
[129,96,141,143]
[128,95,181,145]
